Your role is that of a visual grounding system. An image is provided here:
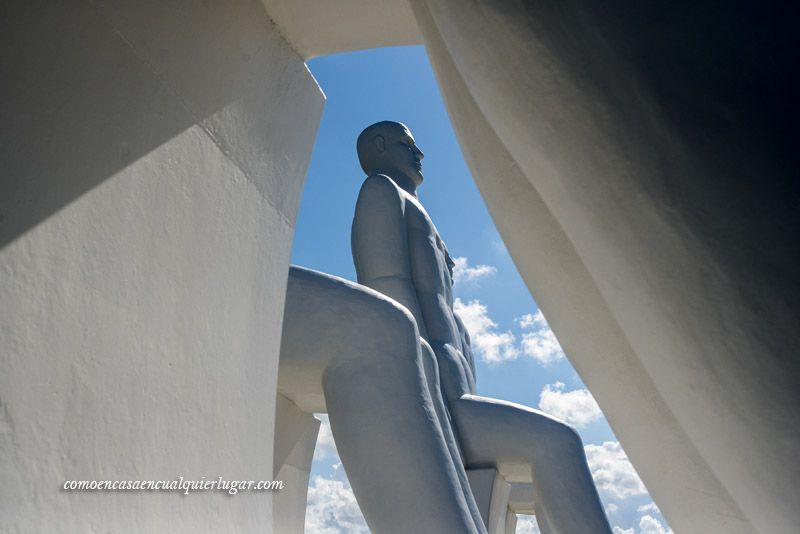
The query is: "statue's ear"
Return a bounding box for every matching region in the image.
[373,135,385,152]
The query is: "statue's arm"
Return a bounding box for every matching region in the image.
[352,175,430,341]
[454,313,477,385]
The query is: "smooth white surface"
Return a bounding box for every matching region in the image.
[409,1,799,532]
[262,0,421,59]
[466,468,512,534]
[272,395,320,534]
[508,483,536,515]
[0,0,322,531]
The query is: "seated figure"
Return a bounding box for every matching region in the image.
[280,266,485,533]
[278,121,612,534]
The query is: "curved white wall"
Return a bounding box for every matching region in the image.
[408,2,799,532]
[1,1,323,531]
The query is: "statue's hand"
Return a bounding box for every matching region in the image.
[429,341,475,402]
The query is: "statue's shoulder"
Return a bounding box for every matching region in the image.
[357,174,404,206]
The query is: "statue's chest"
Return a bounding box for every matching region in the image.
[404,196,441,242]
[403,197,451,272]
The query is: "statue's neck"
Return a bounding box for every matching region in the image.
[389,174,418,197]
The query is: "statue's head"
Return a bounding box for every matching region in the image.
[357,121,424,187]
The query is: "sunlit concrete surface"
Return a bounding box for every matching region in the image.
[2,0,797,532]
[1,1,322,531]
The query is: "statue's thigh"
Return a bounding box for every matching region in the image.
[285,267,417,354]
[450,394,583,482]
[279,266,420,411]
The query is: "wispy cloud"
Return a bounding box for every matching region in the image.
[452,256,497,286]
[451,258,565,368]
[585,441,648,500]
[454,298,518,363]
[538,382,603,428]
[305,476,368,534]
[517,310,565,366]
[638,514,672,534]
[637,502,659,514]
[612,513,673,534]
[307,416,369,533]
[515,515,542,533]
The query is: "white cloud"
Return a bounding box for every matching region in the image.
[454,298,518,363]
[452,256,497,285]
[517,310,565,366]
[606,503,619,514]
[313,415,338,460]
[515,515,542,534]
[613,527,635,534]
[584,441,648,500]
[305,476,368,534]
[449,299,566,368]
[516,313,537,329]
[538,382,603,428]
[638,514,672,534]
[637,502,659,514]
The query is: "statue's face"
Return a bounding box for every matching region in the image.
[380,127,425,186]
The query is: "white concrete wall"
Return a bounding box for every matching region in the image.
[0,1,323,531]
[272,395,320,534]
[410,1,799,532]
[263,0,421,59]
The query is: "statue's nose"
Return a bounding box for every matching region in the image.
[415,146,424,159]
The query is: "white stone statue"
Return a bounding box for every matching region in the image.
[279,121,612,533]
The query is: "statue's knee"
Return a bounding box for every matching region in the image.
[546,419,583,452]
[364,298,419,343]
[522,415,583,458]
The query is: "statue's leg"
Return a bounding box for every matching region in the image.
[281,266,482,533]
[450,394,612,534]
[419,339,487,531]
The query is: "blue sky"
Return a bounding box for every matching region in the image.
[291,46,671,534]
